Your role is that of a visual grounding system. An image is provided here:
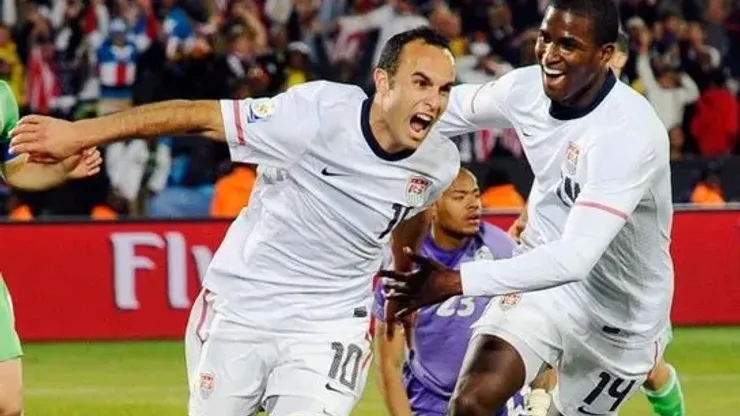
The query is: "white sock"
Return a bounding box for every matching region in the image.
[527,388,552,416]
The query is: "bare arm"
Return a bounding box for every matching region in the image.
[375,321,413,416]
[10,100,226,160]
[677,73,699,105]
[391,210,431,272]
[2,152,98,191]
[75,100,225,146]
[636,53,660,96]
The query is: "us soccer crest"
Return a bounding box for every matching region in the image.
[247,98,275,123]
[405,176,431,208]
[564,141,580,175]
[499,293,521,310]
[475,246,494,261]
[199,372,215,399]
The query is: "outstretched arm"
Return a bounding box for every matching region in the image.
[10,100,224,160]
[12,82,327,168]
[77,100,225,144]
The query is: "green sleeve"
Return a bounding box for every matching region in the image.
[0,277,22,360]
[0,81,19,171]
[0,80,19,143]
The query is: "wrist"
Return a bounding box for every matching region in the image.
[441,270,463,297]
[73,120,100,150]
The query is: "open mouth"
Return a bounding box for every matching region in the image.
[409,113,434,134]
[542,66,566,88]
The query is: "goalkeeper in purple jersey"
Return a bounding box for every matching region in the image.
[374,168,527,416]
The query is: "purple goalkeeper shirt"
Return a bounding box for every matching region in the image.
[375,223,524,414]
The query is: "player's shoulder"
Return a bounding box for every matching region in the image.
[494,65,542,93]
[599,83,668,154]
[475,223,515,260]
[419,134,461,183]
[479,222,514,246]
[288,80,367,106]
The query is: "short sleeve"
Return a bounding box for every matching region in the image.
[576,128,666,218]
[435,71,516,138]
[220,83,321,168]
[480,223,516,260]
[422,141,461,208]
[0,81,19,163]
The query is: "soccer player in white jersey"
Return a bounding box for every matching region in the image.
[381,0,676,414]
[515,30,686,416]
[9,27,461,416]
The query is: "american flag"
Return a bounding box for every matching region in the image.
[25,47,60,114]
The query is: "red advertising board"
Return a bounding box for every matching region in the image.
[0,210,738,341]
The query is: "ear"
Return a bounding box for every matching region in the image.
[599,43,615,66]
[373,68,391,96]
[429,203,439,221]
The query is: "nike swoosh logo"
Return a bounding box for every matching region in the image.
[321,167,347,177]
[522,130,533,137]
[577,405,609,415]
[325,382,343,393]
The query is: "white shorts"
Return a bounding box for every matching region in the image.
[472,291,670,416]
[185,289,373,416]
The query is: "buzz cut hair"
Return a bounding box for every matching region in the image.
[550,0,621,45]
[376,26,451,80]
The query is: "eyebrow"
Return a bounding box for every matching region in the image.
[412,71,454,91]
[539,29,586,48]
[412,71,431,82]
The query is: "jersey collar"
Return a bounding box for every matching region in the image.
[361,98,416,162]
[548,69,617,121]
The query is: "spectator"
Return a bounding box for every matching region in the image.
[689,69,739,156]
[283,41,314,88]
[97,18,138,115]
[704,0,731,57]
[2,0,739,219]
[336,0,429,69]
[480,168,525,209]
[456,33,513,83]
[0,24,24,106]
[210,164,257,218]
[25,35,61,115]
[690,164,726,205]
[636,27,700,130]
[668,125,688,161]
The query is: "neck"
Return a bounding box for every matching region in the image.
[569,68,609,109]
[369,97,406,154]
[431,223,470,251]
[550,68,616,120]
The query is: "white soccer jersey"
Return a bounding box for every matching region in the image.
[436,66,674,343]
[207,81,460,333]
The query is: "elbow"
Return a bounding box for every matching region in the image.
[568,263,591,282]
[189,100,224,139]
[559,243,599,283]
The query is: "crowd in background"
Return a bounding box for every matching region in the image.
[0,0,738,219]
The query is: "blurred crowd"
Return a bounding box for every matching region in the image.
[0,0,738,219]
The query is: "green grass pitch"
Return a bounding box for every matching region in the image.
[22,327,740,415]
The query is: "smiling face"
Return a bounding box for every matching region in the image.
[535,7,615,105]
[375,40,456,150]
